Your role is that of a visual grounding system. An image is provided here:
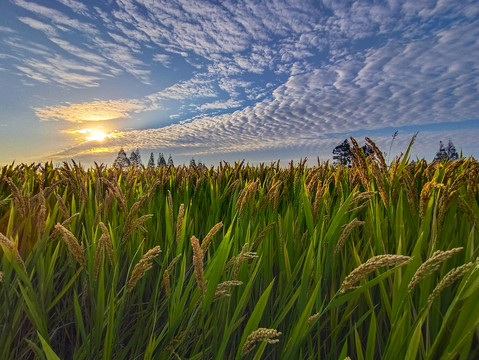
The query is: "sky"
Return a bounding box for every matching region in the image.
[1,0,478,166]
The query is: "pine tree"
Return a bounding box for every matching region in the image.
[447,140,459,160]
[129,150,138,167]
[147,152,155,168]
[135,148,142,166]
[332,139,352,166]
[434,141,449,161]
[362,144,374,158]
[129,148,142,167]
[157,153,167,167]
[167,154,174,167]
[113,148,130,168]
[189,158,196,168]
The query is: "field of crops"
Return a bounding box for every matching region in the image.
[1,138,478,359]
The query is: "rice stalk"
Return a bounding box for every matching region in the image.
[175,203,184,243]
[127,245,162,292]
[54,224,86,266]
[427,261,476,304]
[335,219,365,253]
[0,233,25,270]
[241,328,282,356]
[191,236,206,294]
[340,254,411,293]
[162,253,182,296]
[201,222,223,252]
[214,280,243,301]
[408,247,463,293]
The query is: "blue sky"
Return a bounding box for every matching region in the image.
[1,0,478,166]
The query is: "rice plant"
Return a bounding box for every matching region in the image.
[0,137,478,359]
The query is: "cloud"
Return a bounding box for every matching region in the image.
[197,99,242,111]
[12,0,97,34]
[55,0,90,16]
[35,100,144,122]
[0,26,15,33]
[152,54,172,67]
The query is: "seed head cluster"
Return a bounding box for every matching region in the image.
[54,224,85,266]
[340,254,411,293]
[427,261,476,304]
[127,245,161,292]
[241,328,282,356]
[191,235,206,294]
[408,247,463,293]
[335,218,365,253]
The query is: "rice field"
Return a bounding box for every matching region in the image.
[0,138,478,359]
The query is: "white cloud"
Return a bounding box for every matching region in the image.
[197,99,242,111]
[55,0,90,16]
[35,100,144,122]
[152,54,172,67]
[0,26,15,33]
[12,0,97,34]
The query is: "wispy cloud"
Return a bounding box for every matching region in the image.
[12,0,97,34]
[197,99,242,111]
[35,100,144,122]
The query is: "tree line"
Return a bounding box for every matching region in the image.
[113,148,206,169]
[332,136,459,166]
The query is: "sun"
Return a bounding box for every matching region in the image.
[86,130,109,142]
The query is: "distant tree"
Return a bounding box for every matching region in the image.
[197,160,207,170]
[113,148,130,168]
[157,153,167,167]
[362,144,374,158]
[147,152,155,168]
[434,141,449,161]
[167,154,174,167]
[332,139,353,166]
[446,140,459,160]
[189,158,196,168]
[135,149,142,165]
[129,149,140,167]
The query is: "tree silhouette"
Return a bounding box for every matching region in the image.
[446,140,459,160]
[113,148,130,168]
[332,139,352,166]
[167,154,174,167]
[434,140,459,161]
[129,148,142,167]
[157,153,166,167]
[147,152,155,168]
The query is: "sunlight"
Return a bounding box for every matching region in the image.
[86,130,110,142]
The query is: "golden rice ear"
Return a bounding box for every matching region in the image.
[54,224,85,267]
[127,245,161,292]
[201,222,223,252]
[0,233,25,270]
[176,204,184,243]
[241,328,282,356]
[99,222,113,264]
[335,218,364,253]
[340,254,411,293]
[191,236,206,294]
[428,261,476,304]
[408,247,463,293]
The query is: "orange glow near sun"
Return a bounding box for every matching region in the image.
[86,130,110,142]
[64,128,113,142]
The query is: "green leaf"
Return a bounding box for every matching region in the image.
[38,332,61,360]
[235,279,275,359]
